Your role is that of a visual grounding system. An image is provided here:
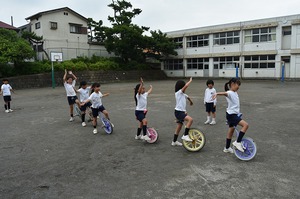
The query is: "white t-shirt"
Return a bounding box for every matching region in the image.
[88,92,103,108]
[204,87,217,105]
[136,92,148,111]
[226,90,240,114]
[1,84,12,96]
[64,80,76,96]
[175,89,188,112]
[77,87,91,102]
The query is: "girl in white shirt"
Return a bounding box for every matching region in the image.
[212,78,249,153]
[0,79,14,113]
[82,83,111,134]
[134,78,152,141]
[203,79,217,125]
[77,81,91,127]
[172,77,194,146]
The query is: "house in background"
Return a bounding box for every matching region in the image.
[0,21,19,32]
[23,7,111,61]
[164,14,300,79]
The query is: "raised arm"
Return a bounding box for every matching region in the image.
[63,69,67,82]
[147,85,153,95]
[212,91,228,100]
[181,77,192,93]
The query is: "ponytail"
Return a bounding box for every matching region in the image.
[134,84,141,106]
[224,78,241,91]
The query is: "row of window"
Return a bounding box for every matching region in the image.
[164,55,276,70]
[35,21,87,34]
[172,27,283,48]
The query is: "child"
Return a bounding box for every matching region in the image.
[212,78,249,153]
[204,79,217,125]
[81,83,111,134]
[63,69,81,122]
[0,79,14,113]
[134,78,153,141]
[77,81,92,127]
[172,77,194,146]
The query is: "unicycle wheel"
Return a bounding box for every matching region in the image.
[234,137,257,161]
[101,117,113,134]
[183,128,206,152]
[146,127,158,144]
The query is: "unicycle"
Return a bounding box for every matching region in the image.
[230,114,257,161]
[146,127,159,144]
[182,128,206,152]
[99,111,113,134]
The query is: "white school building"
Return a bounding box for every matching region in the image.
[163,14,300,80]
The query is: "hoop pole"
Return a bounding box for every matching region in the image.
[281,62,285,82]
[51,61,55,88]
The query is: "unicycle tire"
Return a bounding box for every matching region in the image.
[101,117,113,134]
[146,127,159,144]
[74,105,81,117]
[182,128,206,152]
[234,137,257,161]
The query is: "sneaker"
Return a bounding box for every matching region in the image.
[135,135,142,140]
[69,117,74,122]
[141,135,151,141]
[110,122,114,128]
[204,120,211,124]
[5,110,9,113]
[171,141,182,146]
[93,129,98,134]
[233,141,244,152]
[209,121,216,125]
[82,122,86,127]
[223,147,234,153]
[181,135,193,142]
[8,109,13,112]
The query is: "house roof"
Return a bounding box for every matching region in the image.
[25,7,88,22]
[0,21,19,30]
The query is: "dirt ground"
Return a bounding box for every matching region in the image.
[0,79,299,199]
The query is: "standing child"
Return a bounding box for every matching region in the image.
[134,78,153,141]
[172,77,194,146]
[63,69,81,122]
[204,79,217,125]
[212,78,249,153]
[77,81,92,127]
[81,83,112,134]
[0,79,14,113]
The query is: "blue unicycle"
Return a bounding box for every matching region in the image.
[99,111,113,134]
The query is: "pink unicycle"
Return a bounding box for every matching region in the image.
[146,127,159,144]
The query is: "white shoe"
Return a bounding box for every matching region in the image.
[181,135,193,142]
[110,122,114,128]
[204,120,211,124]
[135,135,142,140]
[5,110,9,113]
[209,121,216,125]
[82,122,86,127]
[93,129,98,134]
[233,141,244,152]
[69,117,74,122]
[141,135,151,141]
[171,141,182,146]
[223,147,234,153]
[8,109,13,112]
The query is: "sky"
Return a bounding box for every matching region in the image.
[1,0,300,33]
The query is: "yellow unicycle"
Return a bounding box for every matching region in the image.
[182,128,206,152]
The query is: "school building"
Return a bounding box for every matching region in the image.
[163,14,300,80]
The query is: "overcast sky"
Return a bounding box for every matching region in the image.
[1,0,300,33]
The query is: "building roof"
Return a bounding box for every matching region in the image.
[0,21,19,30]
[25,7,88,22]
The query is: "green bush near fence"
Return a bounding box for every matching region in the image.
[0,56,151,77]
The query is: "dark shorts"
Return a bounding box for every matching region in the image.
[80,102,92,111]
[226,113,242,127]
[92,105,105,117]
[67,96,78,105]
[3,96,11,102]
[205,102,216,113]
[135,110,147,122]
[175,110,187,124]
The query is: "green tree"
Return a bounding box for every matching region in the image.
[104,0,149,63]
[0,28,35,64]
[87,18,107,44]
